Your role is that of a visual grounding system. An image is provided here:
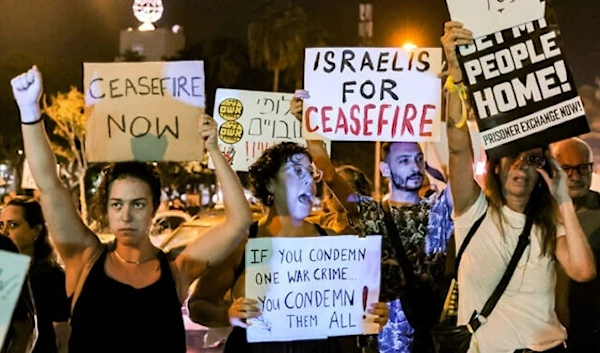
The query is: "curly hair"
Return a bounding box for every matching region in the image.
[484,149,559,256]
[248,142,311,206]
[90,162,161,229]
[7,196,59,270]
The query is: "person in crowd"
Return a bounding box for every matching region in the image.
[10,65,252,353]
[1,197,70,353]
[291,91,454,353]
[187,142,389,353]
[0,235,37,353]
[442,21,595,352]
[550,137,600,352]
[309,164,373,235]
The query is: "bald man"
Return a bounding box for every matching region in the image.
[551,138,600,353]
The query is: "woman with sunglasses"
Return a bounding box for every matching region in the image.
[188,142,389,353]
[442,22,595,353]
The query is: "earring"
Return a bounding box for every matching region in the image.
[266,194,274,206]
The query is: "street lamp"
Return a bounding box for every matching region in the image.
[402,42,418,51]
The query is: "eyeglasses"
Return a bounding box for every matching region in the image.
[561,163,594,176]
[284,164,323,183]
[515,153,546,168]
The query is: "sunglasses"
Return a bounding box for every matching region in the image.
[513,153,546,168]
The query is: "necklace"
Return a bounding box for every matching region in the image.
[112,250,141,265]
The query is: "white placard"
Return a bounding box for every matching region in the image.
[245,235,382,342]
[303,47,442,142]
[84,61,205,162]
[212,89,331,171]
[446,0,545,38]
[0,250,31,348]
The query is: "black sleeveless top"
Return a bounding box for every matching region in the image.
[225,222,344,353]
[68,248,186,353]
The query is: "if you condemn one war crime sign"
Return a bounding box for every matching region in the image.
[84,61,206,162]
[302,47,443,142]
[245,235,382,343]
[458,16,589,159]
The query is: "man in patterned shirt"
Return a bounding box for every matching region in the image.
[291,90,454,353]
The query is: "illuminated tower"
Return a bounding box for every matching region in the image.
[133,0,164,31]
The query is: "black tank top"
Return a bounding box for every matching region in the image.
[68,248,186,353]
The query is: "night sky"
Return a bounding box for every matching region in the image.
[0,0,598,160]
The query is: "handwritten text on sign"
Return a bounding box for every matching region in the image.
[212,89,331,172]
[302,48,442,142]
[0,250,31,348]
[458,18,589,158]
[245,235,382,342]
[446,0,545,38]
[84,61,205,162]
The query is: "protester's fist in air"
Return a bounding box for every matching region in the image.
[290,89,310,121]
[11,66,44,123]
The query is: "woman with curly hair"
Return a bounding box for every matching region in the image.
[188,142,389,353]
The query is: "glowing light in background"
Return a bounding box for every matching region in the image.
[402,42,417,51]
[132,0,164,32]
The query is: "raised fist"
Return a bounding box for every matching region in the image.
[11,66,43,123]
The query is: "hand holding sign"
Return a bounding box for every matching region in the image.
[200,114,219,152]
[441,22,474,81]
[10,65,43,123]
[291,90,310,122]
[229,297,261,329]
[368,302,389,330]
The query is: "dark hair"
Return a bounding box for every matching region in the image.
[323,165,372,213]
[381,142,422,162]
[7,197,58,269]
[484,149,558,256]
[90,162,161,229]
[248,142,311,206]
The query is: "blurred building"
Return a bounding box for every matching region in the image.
[118,26,185,61]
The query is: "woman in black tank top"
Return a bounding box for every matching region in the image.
[188,142,389,353]
[10,74,253,353]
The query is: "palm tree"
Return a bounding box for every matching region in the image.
[248,0,309,92]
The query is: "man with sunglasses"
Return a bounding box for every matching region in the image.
[291,90,454,353]
[551,137,600,353]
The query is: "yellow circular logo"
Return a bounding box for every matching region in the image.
[218,98,243,121]
[218,121,244,144]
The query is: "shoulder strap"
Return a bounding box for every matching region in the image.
[469,215,533,331]
[70,244,106,314]
[455,210,487,274]
[381,200,418,285]
[233,222,258,282]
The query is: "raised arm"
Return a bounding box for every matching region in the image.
[441,22,480,216]
[11,66,99,269]
[291,90,361,222]
[176,115,252,279]
[539,158,596,282]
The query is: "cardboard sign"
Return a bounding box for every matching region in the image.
[84,61,205,162]
[458,16,589,159]
[212,89,331,171]
[446,0,545,38]
[245,235,382,342]
[0,250,31,348]
[302,48,443,142]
